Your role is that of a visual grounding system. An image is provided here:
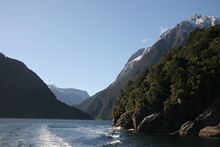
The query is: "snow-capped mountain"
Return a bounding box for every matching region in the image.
[78,14,220,119]
[189,14,220,28]
[118,14,220,82]
[160,14,220,39]
[48,84,90,106]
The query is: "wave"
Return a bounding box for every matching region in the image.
[109,140,122,145]
[112,126,122,130]
[105,134,120,139]
[97,127,120,138]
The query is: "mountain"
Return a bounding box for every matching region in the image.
[0,53,92,119]
[78,14,220,119]
[112,24,220,137]
[48,84,90,106]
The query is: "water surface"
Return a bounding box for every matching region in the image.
[0,119,219,147]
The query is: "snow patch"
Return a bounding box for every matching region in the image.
[188,14,220,28]
[128,47,151,65]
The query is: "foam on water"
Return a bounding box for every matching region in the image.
[105,133,120,138]
[112,126,122,130]
[109,140,122,145]
[36,125,72,147]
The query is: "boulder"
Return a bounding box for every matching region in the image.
[132,109,149,131]
[178,121,197,135]
[199,125,220,137]
[115,111,134,130]
[195,108,214,122]
[178,108,220,136]
[137,113,163,133]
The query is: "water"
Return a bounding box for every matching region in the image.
[0,119,220,147]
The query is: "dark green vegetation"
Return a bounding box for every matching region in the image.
[112,25,220,136]
[0,53,92,119]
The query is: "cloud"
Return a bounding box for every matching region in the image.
[160,26,169,35]
[140,38,149,44]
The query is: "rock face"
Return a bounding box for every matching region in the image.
[178,104,220,136]
[0,53,92,120]
[113,106,220,137]
[137,113,163,133]
[199,125,220,137]
[115,111,134,130]
[178,121,197,135]
[132,109,149,131]
[178,109,214,135]
[48,84,90,106]
[177,95,220,136]
[114,112,164,133]
[78,14,220,119]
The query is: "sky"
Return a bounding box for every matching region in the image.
[0,0,220,95]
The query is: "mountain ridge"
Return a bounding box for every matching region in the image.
[78,14,220,119]
[0,53,92,119]
[48,84,90,106]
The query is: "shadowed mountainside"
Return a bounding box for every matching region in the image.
[0,53,92,120]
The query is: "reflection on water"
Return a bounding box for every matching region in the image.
[0,119,220,147]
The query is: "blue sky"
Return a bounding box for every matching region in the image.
[0,0,219,95]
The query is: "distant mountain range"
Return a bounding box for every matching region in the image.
[0,53,92,119]
[48,84,90,106]
[77,14,220,119]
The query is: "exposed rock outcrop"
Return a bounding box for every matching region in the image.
[178,107,220,136]
[178,121,197,135]
[132,109,149,131]
[199,125,220,137]
[115,111,134,130]
[137,113,163,133]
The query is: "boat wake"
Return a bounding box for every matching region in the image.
[36,125,72,147]
[0,119,123,146]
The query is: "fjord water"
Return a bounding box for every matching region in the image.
[0,119,220,147]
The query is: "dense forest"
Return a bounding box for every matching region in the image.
[112,25,220,136]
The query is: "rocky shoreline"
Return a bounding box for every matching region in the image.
[113,107,220,137]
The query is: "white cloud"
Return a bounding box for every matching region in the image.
[140,38,149,43]
[160,26,169,35]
